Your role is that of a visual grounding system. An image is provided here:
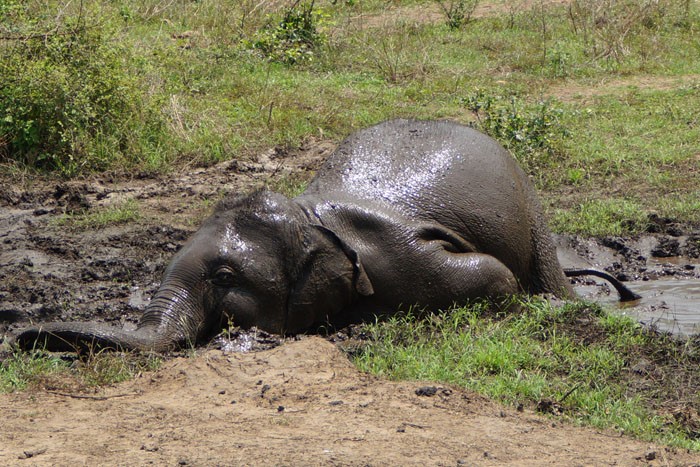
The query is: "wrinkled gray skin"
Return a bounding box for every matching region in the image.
[16,120,635,353]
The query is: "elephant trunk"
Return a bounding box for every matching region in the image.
[15,283,214,353]
[15,321,174,353]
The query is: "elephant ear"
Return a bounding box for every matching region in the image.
[285,224,373,333]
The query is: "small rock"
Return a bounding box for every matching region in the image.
[18,448,47,459]
[415,386,438,397]
[645,450,657,461]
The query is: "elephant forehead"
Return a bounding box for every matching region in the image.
[219,224,250,255]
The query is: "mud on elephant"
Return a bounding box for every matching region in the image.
[16,119,639,352]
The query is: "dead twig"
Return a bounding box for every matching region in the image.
[46,390,140,400]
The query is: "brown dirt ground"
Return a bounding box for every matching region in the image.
[1,337,699,466]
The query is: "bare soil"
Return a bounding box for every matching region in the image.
[1,144,699,465]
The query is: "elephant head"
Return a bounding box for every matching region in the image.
[16,191,373,352]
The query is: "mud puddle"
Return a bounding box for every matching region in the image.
[575,278,700,335]
[558,234,700,335]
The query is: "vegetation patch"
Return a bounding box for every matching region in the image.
[462,90,568,179]
[53,199,142,229]
[246,1,328,65]
[353,298,700,449]
[0,2,167,175]
[2,0,698,233]
[0,348,161,393]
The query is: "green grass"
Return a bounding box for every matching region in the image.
[1,1,698,233]
[0,350,68,392]
[0,348,161,393]
[2,1,699,219]
[53,199,142,229]
[353,298,700,450]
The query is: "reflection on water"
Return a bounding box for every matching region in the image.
[575,277,700,336]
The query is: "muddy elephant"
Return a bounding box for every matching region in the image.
[16,119,639,352]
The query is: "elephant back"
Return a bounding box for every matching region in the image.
[303,119,569,296]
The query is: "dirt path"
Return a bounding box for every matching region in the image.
[2,337,698,466]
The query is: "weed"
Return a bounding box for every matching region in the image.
[0,345,161,393]
[246,1,327,65]
[433,0,479,30]
[462,90,568,176]
[265,172,310,198]
[54,199,142,229]
[74,350,161,387]
[567,0,694,64]
[0,350,67,392]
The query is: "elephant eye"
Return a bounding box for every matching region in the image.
[211,267,236,287]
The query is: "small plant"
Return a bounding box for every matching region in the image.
[75,350,162,387]
[433,0,480,30]
[462,90,568,175]
[247,1,327,65]
[265,173,310,198]
[364,20,430,84]
[0,346,162,393]
[0,350,68,392]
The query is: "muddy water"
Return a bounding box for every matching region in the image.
[558,235,700,336]
[575,277,700,335]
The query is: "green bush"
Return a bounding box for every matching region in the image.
[462,90,568,176]
[0,10,165,175]
[246,1,327,65]
[433,0,480,30]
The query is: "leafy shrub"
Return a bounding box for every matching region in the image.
[0,8,165,175]
[247,1,327,65]
[433,0,480,30]
[462,90,568,175]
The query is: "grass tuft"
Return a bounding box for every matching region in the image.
[0,347,161,393]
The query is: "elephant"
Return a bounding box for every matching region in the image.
[15,119,639,352]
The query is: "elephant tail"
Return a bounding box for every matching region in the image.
[564,268,641,302]
[13,322,178,353]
